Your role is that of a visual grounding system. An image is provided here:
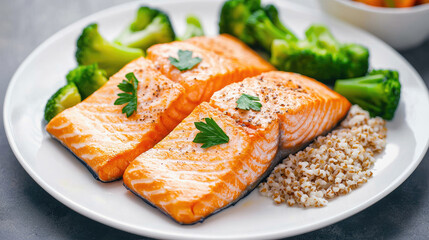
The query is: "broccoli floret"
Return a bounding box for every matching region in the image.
[341,43,370,79]
[44,82,82,122]
[114,6,175,51]
[334,69,401,120]
[66,64,108,99]
[246,9,297,52]
[219,0,262,46]
[263,4,297,41]
[218,1,369,84]
[179,15,204,40]
[76,23,143,77]
[305,25,369,79]
[305,24,341,52]
[270,24,369,84]
[271,39,347,82]
[219,2,296,51]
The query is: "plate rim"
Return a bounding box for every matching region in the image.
[3,0,429,239]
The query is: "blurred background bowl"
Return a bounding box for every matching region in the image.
[319,0,429,50]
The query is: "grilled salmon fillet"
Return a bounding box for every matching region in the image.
[123,102,280,224]
[147,35,275,114]
[46,58,187,182]
[210,71,352,155]
[123,71,351,224]
[47,36,274,182]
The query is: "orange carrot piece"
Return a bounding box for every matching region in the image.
[389,0,417,7]
[354,0,384,7]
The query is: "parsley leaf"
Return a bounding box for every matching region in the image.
[168,50,202,71]
[193,118,229,148]
[236,93,262,111]
[114,72,138,117]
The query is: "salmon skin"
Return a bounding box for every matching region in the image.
[123,71,351,224]
[46,35,274,182]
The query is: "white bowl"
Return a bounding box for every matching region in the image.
[319,0,429,50]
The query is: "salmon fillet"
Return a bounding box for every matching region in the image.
[123,102,280,224]
[47,36,273,182]
[210,71,352,155]
[46,58,187,182]
[147,35,275,114]
[123,71,351,224]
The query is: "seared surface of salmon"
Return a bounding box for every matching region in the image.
[211,71,351,155]
[186,34,273,73]
[47,36,273,182]
[147,35,275,114]
[123,102,280,224]
[46,58,187,182]
[123,71,351,224]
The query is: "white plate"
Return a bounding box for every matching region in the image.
[4,0,429,239]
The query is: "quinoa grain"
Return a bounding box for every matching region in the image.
[259,105,386,207]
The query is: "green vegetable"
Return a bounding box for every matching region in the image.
[218,0,369,84]
[236,93,262,111]
[66,63,108,99]
[179,15,205,40]
[263,4,297,39]
[168,50,202,71]
[44,82,82,122]
[341,43,371,81]
[193,118,230,148]
[334,69,401,120]
[219,0,262,46]
[114,72,139,118]
[76,23,143,77]
[271,24,369,84]
[246,9,297,52]
[114,6,175,51]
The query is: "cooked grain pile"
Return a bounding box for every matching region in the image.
[259,105,387,207]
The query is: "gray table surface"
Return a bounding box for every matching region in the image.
[1,0,428,239]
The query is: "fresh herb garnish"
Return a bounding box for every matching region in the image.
[236,93,262,111]
[193,117,229,148]
[114,72,139,117]
[168,50,202,71]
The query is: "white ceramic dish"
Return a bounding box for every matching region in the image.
[319,0,429,50]
[4,0,429,239]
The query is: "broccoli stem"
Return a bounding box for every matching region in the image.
[334,74,384,95]
[94,42,143,76]
[263,4,297,41]
[247,10,295,52]
[334,70,401,120]
[334,74,384,101]
[75,23,143,77]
